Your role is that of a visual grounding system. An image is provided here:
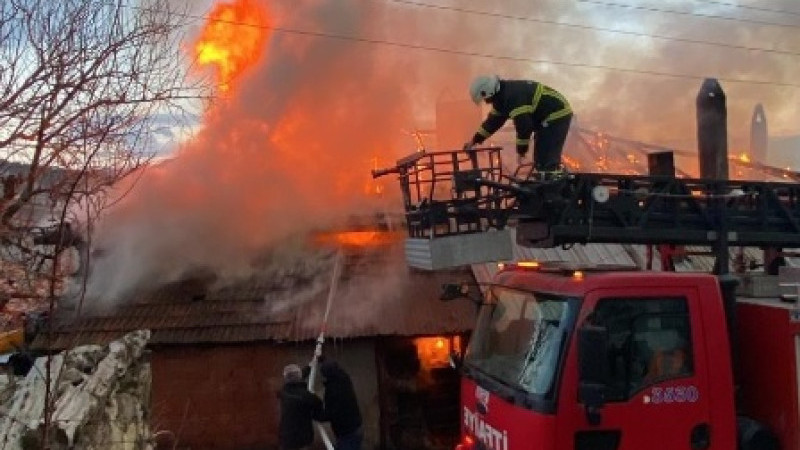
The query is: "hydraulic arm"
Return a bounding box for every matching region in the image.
[373,147,800,251]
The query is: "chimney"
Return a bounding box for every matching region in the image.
[696,78,728,180]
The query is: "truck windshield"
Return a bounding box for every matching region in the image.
[464,287,573,396]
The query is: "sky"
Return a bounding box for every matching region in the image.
[82,0,800,303]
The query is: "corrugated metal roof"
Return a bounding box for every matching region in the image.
[671,246,800,273]
[509,229,638,267]
[37,240,477,349]
[473,229,639,284]
[473,228,794,286]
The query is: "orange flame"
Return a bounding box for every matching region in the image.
[414,336,454,369]
[562,155,580,171]
[312,230,405,248]
[193,0,271,92]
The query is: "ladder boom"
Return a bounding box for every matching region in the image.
[373,148,800,269]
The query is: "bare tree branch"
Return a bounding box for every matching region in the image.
[0,0,209,446]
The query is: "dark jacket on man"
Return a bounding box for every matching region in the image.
[278,380,324,449]
[471,79,572,157]
[319,360,363,438]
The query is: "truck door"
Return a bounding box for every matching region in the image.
[560,290,713,450]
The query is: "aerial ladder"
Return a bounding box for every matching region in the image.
[371,145,800,274]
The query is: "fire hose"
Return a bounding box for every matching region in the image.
[307,250,344,450]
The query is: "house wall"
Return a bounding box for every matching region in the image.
[149,340,378,450]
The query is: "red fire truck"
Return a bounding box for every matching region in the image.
[374,146,800,449]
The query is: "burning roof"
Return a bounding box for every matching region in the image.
[37,236,475,349]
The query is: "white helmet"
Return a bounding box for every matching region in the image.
[469,75,500,105]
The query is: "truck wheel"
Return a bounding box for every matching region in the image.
[737,416,779,450]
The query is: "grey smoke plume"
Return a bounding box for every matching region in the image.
[83,0,800,304]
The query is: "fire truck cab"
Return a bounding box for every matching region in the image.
[456,263,789,450]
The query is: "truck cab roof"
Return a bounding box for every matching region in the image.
[494,263,721,297]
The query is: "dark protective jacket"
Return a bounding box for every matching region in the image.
[320,361,363,438]
[278,380,324,449]
[471,79,572,155]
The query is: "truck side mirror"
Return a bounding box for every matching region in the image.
[577,324,611,426]
[440,283,469,301]
[440,283,486,308]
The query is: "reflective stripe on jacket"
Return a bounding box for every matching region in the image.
[472,79,572,154]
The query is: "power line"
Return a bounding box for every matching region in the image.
[693,0,800,18]
[217,22,800,87]
[121,2,800,89]
[390,0,800,58]
[575,0,800,30]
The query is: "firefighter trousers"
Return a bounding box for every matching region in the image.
[533,113,573,172]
